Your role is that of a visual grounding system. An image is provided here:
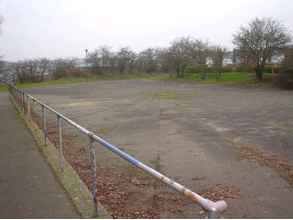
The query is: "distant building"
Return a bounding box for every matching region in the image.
[205,51,234,67]
[75,58,92,69]
[206,57,213,67]
[283,44,293,60]
[268,54,285,65]
[223,51,233,66]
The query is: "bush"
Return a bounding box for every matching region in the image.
[262,65,281,74]
[53,68,92,79]
[274,50,293,89]
[234,65,254,73]
[185,65,235,74]
[185,65,208,74]
[221,66,234,73]
[274,72,293,89]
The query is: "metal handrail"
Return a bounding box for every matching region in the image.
[8,84,227,218]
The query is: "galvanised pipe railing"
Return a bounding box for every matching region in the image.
[8,84,227,218]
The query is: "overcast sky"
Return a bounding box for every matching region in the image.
[0,0,293,61]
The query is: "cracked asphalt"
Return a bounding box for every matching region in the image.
[26,79,293,218]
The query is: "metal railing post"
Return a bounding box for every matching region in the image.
[22,91,25,112]
[57,115,64,172]
[23,92,26,113]
[207,210,218,219]
[42,105,47,145]
[89,135,98,216]
[27,95,31,119]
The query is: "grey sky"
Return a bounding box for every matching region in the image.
[1,0,293,61]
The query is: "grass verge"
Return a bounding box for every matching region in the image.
[167,72,273,85]
[5,72,272,91]
[15,74,167,89]
[0,84,8,92]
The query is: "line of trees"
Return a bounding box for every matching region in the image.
[7,17,293,83]
[84,17,292,81]
[14,58,50,83]
[84,38,227,78]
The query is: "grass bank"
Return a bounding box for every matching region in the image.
[168,72,273,84]
[0,84,8,92]
[17,74,166,89]
[1,74,163,91]
[1,72,272,91]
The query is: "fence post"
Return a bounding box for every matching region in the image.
[23,92,26,113]
[42,105,47,145]
[27,95,31,119]
[19,90,22,106]
[89,135,98,216]
[22,91,25,112]
[208,210,218,219]
[57,115,64,172]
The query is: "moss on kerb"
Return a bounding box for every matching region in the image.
[9,94,111,219]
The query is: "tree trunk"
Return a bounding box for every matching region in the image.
[176,65,180,78]
[255,66,263,81]
[181,65,185,78]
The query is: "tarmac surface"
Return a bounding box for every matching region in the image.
[0,93,78,218]
[25,80,293,218]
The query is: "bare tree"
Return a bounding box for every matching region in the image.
[13,58,51,83]
[190,39,209,65]
[156,48,173,74]
[116,47,136,74]
[38,58,50,81]
[210,46,227,78]
[97,46,112,72]
[233,17,292,80]
[86,46,118,74]
[52,58,77,79]
[168,37,193,78]
[167,37,209,78]
[136,48,159,74]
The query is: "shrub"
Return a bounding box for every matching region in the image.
[274,50,293,89]
[234,65,254,73]
[274,72,293,89]
[185,65,208,74]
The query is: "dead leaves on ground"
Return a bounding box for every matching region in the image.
[37,117,240,218]
[239,145,293,186]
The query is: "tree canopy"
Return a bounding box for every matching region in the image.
[233,17,292,80]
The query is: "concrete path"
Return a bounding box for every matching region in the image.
[0,93,78,218]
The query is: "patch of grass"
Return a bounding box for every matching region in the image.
[186,72,252,82]
[146,90,194,100]
[151,91,178,99]
[15,73,169,89]
[149,154,163,172]
[12,72,272,90]
[17,77,95,89]
[165,72,273,85]
[0,84,8,92]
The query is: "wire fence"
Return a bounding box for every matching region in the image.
[8,84,227,218]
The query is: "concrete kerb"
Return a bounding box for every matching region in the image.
[9,94,111,219]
